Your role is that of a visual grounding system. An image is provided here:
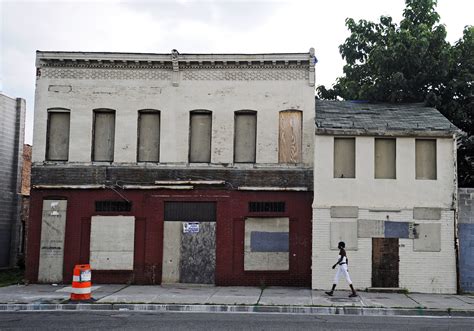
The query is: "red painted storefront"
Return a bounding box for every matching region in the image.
[26,189,312,286]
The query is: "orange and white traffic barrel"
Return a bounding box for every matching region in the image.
[70,264,92,301]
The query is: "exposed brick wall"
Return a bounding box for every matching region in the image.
[21,145,32,196]
[26,189,313,286]
[312,208,457,294]
[458,188,474,293]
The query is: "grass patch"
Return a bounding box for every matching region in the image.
[0,268,24,287]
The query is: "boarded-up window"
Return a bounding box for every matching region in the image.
[92,109,115,162]
[137,110,160,162]
[375,138,396,179]
[334,138,355,178]
[278,110,302,163]
[90,216,135,270]
[234,111,257,163]
[416,139,437,180]
[244,217,289,271]
[46,110,70,161]
[189,111,212,163]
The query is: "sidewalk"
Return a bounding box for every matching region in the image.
[0,284,473,317]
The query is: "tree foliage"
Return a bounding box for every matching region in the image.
[317,0,473,186]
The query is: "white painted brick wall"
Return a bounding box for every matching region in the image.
[312,208,456,293]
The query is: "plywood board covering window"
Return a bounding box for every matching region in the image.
[90,216,135,270]
[375,138,396,179]
[46,110,70,161]
[244,217,289,271]
[334,137,355,178]
[137,110,160,162]
[416,139,437,180]
[234,111,257,163]
[189,111,212,163]
[278,110,302,163]
[92,110,115,162]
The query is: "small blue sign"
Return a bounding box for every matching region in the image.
[183,222,200,233]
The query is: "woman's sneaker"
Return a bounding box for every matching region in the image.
[349,293,358,297]
[325,291,333,296]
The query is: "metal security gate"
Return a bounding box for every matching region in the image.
[162,202,216,284]
[372,238,399,288]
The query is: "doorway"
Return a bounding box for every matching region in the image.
[372,238,399,287]
[162,202,216,284]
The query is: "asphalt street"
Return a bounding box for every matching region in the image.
[0,311,473,330]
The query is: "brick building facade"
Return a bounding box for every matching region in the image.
[26,49,317,286]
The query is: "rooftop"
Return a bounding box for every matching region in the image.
[315,100,458,137]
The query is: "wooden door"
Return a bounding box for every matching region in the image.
[372,238,399,287]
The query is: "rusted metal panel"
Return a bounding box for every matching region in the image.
[372,238,399,288]
[279,111,302,163]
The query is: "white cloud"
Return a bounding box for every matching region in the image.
[1,0,472,144]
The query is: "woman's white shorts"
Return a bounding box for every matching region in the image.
[333,264,352,285]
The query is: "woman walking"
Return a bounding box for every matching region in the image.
[325,241,357,297]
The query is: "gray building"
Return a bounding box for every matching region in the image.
[0,93,26,268]
[459,188,474,293]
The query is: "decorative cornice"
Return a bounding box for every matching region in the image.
[36,50,313,70]
[36,49,317,86]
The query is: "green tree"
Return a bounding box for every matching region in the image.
[317,0,473,186]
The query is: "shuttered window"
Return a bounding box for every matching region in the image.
[189,111,212,163]
[92,109,115,162]
[334,137,355,178]
[137,110,160,162]
[234,111,257,163]
[416,139,437,180]
[375,138,396,179]
[46,109,70,161]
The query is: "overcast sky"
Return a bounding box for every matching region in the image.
[1,0,472,144]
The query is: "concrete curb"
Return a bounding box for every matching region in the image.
[0,303,473,317]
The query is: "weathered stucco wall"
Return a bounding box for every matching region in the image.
[313,135,456,208]
[312,135,457,293]
[32,53,315,167]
